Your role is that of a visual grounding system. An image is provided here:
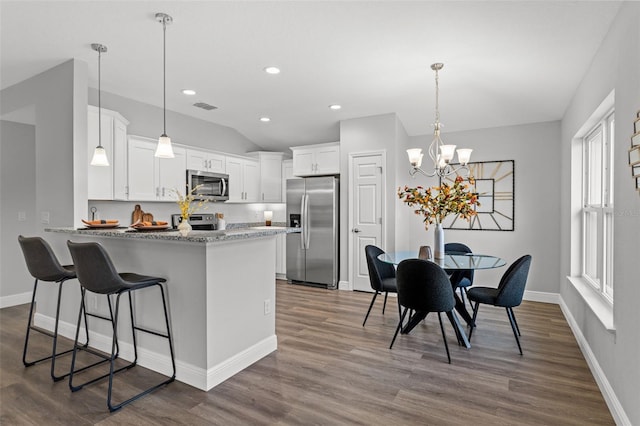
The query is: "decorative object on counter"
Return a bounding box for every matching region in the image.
[216,213,226,230]
[154,12,175,158]
[173,185,208,236]
[131,204,154,225]
[406,63,473,178]
[90,206,98,221]
[89,43,109,167]
[418,245,432,260]
[130,220,170,231]
[82,219,120,229]
[398,176,478,259]
[264,211,273,226]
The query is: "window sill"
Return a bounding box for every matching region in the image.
[567,276,615,333]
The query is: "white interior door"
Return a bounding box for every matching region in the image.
[350,154,384,292]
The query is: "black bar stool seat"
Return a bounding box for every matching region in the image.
[67,240,176,412]
[18,235,90,381]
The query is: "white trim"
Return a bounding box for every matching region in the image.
[566,276,615,332]
[559,296,630,426]
[522,290,560,304]
[338,280,352,291]
[33,312,277,392]
[0,291,32,309]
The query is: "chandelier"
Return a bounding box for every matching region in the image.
[407,63,472,177]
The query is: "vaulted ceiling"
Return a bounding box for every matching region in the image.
[0,1,622,151]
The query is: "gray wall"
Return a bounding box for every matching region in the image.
[397,121,562,291]
[90,89,262,155]
[0,121,36,303]
[559,2,640,424]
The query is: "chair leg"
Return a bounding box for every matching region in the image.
[22,279,40,367]
[382,292,388,315]
[509,307,521,336]
[506,308,523,355]
[468,302,480,339]
[437,312,451,364]
[389,307,409,349]
[362,291,379,326]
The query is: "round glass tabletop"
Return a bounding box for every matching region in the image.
[377,251,506,270]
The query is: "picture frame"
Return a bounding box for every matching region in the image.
[439,159,515,231]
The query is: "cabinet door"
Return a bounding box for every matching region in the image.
[243,159,260,202]
[207,153,226,173]
[158,147,187,201]
[292,148,315,176]
[314,145,340,175]
[186,149,209,172]
[260,156,282,202]
[112,118,128,200]
[225,156,244,202]
[127,137,158,201]
[87,110,114,200]
[281,159,294,203]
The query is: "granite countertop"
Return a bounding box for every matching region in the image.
[45,226,301,243]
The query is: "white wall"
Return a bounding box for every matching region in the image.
[559,2,640,424]
[0,59,88,306]
[90,89,262,155]
[397,121,562,292]
[0,121,36,303]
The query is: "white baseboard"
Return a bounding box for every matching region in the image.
[0,291,32,309]
[523,290,560,304]
[558,297,631,426]
[338,280,351,291]
[33,313,277,392]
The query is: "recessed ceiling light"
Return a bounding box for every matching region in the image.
[329,104,342,110]
[182,89,196,95]
[260,117,271,122]
[264,66,280,74]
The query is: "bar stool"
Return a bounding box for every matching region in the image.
[66,240,176,412]
[17,235,90,381]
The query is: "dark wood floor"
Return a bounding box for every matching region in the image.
[0,280,613,425]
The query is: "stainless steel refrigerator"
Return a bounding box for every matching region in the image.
[286,176,339,289]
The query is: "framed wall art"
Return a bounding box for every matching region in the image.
[440,159,515,231]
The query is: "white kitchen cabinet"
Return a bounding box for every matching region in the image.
[291,142,340,176]
[186,148,226,174]
[281,159,297,202]
[127,135,186,201]
[226,156,260,202]
[249,152,286,202]
[87,106,129,200]
[276,233,286,279]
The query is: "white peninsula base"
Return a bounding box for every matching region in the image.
[42,229,281,391]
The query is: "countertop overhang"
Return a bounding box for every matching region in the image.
[46,226,301,243]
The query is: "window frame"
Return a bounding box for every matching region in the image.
[581,109,614,302]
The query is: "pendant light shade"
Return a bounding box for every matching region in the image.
[90,43,109,166]
[155,12,175,158]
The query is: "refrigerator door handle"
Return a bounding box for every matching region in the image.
[304,194,310,249]
[299,194,306,249]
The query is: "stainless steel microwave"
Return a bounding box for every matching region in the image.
[186,169,229,201]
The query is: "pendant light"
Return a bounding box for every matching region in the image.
[90,43,109,166]
[155,12,175,158]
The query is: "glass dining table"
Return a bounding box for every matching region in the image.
[377,251,507,348]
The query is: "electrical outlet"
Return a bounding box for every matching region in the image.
[264,299,271,315]
[18,211,26,221]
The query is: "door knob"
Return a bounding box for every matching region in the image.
[353,228,362,233]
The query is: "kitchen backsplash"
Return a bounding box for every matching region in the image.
[89,200,286,227]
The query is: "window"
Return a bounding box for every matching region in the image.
[582,109,614,300]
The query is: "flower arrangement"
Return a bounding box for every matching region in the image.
[173,185,208,220]
[397,176,479,230]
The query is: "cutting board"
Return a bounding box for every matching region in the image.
[132,204,153,224]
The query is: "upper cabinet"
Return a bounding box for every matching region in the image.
[225,156,260,202]
[291,142,340,176]
[186,148,226,174]
[127,135,186,201]
[248,152,287,202]
[87,106,129,200]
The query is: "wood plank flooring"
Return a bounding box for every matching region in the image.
[0,280,613,425]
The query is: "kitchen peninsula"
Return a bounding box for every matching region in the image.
[43,226,299,391]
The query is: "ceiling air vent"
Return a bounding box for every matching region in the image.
[193,102,217,111]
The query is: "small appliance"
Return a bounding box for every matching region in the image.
[186,169,229,201]
[171,214,216,230]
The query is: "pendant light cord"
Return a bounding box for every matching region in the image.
[162,17,167,136]
[98,48,102,148]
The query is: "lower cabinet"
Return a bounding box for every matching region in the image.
[276,233,286,279]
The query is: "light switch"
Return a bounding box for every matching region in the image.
[40,211,50,224]
[18,211,26,222]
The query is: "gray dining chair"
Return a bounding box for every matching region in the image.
[363,245,399,326]
[444,242,474,307]
[467,255,532,354]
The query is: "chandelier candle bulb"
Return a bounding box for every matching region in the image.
[440,145,456,162]
[457,149,473,165]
